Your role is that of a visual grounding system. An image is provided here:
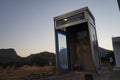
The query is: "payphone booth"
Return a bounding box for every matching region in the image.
[54,7,101,73]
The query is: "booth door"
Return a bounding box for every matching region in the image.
[56,30,70,72]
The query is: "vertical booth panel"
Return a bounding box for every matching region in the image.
[88,23,101,73]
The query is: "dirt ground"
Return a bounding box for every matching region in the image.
[0,66,57,80]
[0,64,119,80]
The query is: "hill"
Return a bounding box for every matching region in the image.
[0,48,22,68]
[0,47,113,68]
[0,48,20,61]
[0,49,56,68]
[24,51,56,66]
[99,47,113,57]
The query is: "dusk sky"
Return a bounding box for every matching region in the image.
[0,0,120,57]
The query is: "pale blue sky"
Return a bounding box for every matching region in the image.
[0,0,120,57]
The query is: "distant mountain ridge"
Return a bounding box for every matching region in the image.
[0,48,56,68]
[0,48,20,63]
[0,47,112,68]
[98,47,113,57]
[24,51,56,66]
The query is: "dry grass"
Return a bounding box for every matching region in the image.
[0,66,58,80]
[0,66,91,80]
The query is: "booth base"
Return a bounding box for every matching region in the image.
[47,71,95,80]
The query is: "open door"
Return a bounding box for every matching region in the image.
[56,30,70,72]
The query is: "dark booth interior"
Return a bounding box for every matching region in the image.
[66,22,94,71]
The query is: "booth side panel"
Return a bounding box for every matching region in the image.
[88,22,101,73]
